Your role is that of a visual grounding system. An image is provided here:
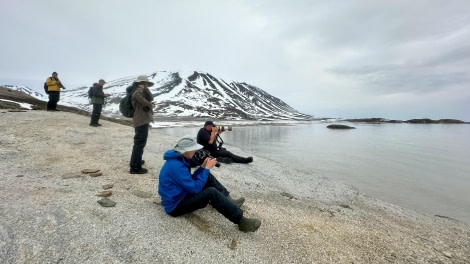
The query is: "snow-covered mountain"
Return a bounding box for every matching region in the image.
[59,71,312,120]
[2,85,46,100]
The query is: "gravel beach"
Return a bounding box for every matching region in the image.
[1,110,469,263]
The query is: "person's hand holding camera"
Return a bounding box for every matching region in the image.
[202,157,218,169]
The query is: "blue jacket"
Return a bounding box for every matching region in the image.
[158,150,210,213]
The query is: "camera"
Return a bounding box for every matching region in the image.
[191,149,221,168]
[217,125,232,132]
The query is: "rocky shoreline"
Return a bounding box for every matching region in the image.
[1,109,469,263]
[343,117,468,124]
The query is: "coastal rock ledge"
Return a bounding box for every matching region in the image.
[1,110,469,263]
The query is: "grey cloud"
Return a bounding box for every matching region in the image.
[425,45,470,67]
[329,64,469,94]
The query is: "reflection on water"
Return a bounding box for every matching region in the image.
[156,122,470,224]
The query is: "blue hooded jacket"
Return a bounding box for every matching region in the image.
[158,150,210,213]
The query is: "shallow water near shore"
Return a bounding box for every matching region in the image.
[155,122,470,224]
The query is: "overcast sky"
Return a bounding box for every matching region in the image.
[1,0,469,120]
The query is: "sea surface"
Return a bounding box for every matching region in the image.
[155,122,470,224]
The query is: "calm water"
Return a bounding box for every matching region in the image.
[155,122,470,224]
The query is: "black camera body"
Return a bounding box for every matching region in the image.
[191,149,221,168]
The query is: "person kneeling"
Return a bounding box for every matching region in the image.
[158,136,261,232]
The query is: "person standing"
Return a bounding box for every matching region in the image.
[89,79,109,127]
[45,72,66,111]
[129,75,155,174]
[197,120,253,164]
[158,136,261,232]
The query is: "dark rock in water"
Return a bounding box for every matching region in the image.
[345,118,385,123]
[405,118,464,124]
[97,197,116,207]
[406,118,438,124]
[327,124,355,129]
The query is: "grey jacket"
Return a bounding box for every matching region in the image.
[91,84,105,105]
[131,86,154,128]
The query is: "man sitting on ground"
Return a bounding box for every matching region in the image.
[158,136,261,232]
[197,121,253,164]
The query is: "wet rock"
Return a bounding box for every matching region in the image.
[96,190,112,197]
[281,192,294,199]
[153,197,162,205]
[81,169,100,174]
[442,251,452,258]
[102,183,114,190]
[89,172,102,177]
[97,197,116,207]
[327,124,355,129]
[133,190,153,198]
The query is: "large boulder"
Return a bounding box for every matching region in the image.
[327,124,356,129]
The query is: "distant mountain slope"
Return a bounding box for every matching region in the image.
[2,85,46,100]
[6,71,313,120]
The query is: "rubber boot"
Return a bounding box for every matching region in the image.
[228,195,245,207]
[95,114,102,126]
[238,216,261,232]
[244,157,253,163]
[130,167,148,174]
[89,115,99,127]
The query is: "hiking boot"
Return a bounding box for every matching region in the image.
[244,157,253,163]
[218,157,233,164]
[238,216,261,232]
[89,123,99,127]
[228,195,245,207]
[130,167,148,174]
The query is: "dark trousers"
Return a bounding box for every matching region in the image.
[90,104,102,124]
[47,91,60,110]
[130,124,149,168]
[169,173,243,224]
[212,148,247,163]
[92,103,102,116]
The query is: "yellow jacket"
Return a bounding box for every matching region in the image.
[45,77,62,92]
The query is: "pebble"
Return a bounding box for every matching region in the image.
[97,197,116,207]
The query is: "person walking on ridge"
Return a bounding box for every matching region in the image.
[45,72,66,111]
[89,79,109,127]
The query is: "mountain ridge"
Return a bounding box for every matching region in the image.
[57,71,313,121]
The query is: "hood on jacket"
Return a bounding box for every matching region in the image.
[163,149,186,162]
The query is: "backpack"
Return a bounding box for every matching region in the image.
[88,87,93,98]
[119,86,136,118]
[44,79,49,94]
